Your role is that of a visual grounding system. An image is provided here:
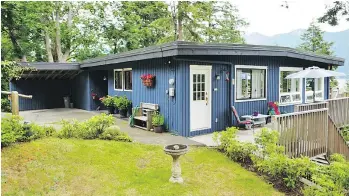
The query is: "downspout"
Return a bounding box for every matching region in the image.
[173,57,233,127]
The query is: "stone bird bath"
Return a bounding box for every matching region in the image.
[164,144,189,183]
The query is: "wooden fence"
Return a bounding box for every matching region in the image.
[294,102,328,112]
[327,97,349,128]
[271,108,328,158]
[327,116,349,160]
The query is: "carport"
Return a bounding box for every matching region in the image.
[10,62,83,111]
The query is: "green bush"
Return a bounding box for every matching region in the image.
[1,98,11,112]
[112,96,120,108]
[84,113,115,138]
[341,126,349,142]
[19,123,46,142]
[57,119,85,139]
[99,125,132,142]
[57,114,115,139]
[44,125,57,137]
[116,96,131,110]
[214,127,256,163]
[1,115,49,147]
[152,111,164,126]
[101,95,114,107]
[303,154,349,196]
[1,115,24,147]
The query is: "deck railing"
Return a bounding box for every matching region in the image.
[327,97,349,128]
[271,108,328,158]
[328,116,349,160]
[294,102,328,112]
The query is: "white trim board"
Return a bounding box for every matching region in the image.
[234,65,268,103]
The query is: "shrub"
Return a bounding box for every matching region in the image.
[57,119,85,139]
[1,115,24,147]
[20,122,46,142]
[99,125,132,142]
[44,125,57,137]
[101,95,114,107]
[84,113,115,137]
[341,126,349,142]
[214,127,257,163]
[254,128,284,158]
[116,96,131,111]
[1,98,11,112]
[303,155,349,196]
[152,111,164,126]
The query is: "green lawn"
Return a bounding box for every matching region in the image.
[2,138,282,196]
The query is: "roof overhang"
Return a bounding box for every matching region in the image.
[81,41,345,68]
[18,62,82,80]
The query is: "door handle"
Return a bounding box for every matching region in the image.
[205,92,208,105]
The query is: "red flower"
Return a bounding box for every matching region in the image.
[140,74,155,80]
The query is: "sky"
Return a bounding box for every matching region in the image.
[234,0,349,36]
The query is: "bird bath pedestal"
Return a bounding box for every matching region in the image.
[164,144,189,184]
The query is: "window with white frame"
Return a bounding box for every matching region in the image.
[114,68,132,91]
[235,66,267,101]
[306,77,324,102]
[279,67,302,105]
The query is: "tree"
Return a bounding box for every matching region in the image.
[297,22,338,88]
[319,1,349,26]
[170,1,247,43]
[1,1,109,62]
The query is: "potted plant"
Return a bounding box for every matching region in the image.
[140,74,155,87]
[116,96,131,118]
[152,111,164,133]
[112,96,120,114]
[101,96,114,114]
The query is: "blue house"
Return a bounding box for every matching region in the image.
[11,41,345,137]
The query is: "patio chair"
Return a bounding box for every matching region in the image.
[231,106,254,130]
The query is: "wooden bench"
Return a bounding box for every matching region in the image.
[133,102,159,131]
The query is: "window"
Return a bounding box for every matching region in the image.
[124,69,132,91]
[279,68,302,105]
[192,74,205,101]
[306,77,324,102]
[114,68,132,91]
[114,69,123,90]
[235,66,267,101]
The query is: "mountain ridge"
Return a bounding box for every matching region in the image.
[244,29,349,76]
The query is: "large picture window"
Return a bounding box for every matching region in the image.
[235,66,267,101]
[306,77,324,102]
[114,68,132,91]
[279,67,302,105]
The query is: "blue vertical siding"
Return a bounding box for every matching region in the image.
[107,70,132,100]
[89,71,108,110]
[71,72,90,110]
[10,79,71,111]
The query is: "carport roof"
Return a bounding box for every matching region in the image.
[81,41,345,68]
[18,62,81,80]
[19,62,80,70]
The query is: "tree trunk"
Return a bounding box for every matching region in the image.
[21,55,27,62]
[8,30,24,61]
[45,30,54,62]
[61,2,73,62]
[55,4,63,62]
[177,1,184,41]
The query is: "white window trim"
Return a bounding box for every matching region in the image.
[113,68,132,91]
[114,69,123,91]
[279,67,303,106]
[305,77,324,103]
[123,68,133,92]
[234,65,268,103]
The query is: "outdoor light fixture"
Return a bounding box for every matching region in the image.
[215,74,221,80]
[103,76,107,80]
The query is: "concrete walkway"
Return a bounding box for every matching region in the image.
[15,108,204,146]
[189,127,269,147]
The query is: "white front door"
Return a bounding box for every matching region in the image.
[190,65,212,131]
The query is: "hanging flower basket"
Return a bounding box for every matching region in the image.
[140,74,155,87]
